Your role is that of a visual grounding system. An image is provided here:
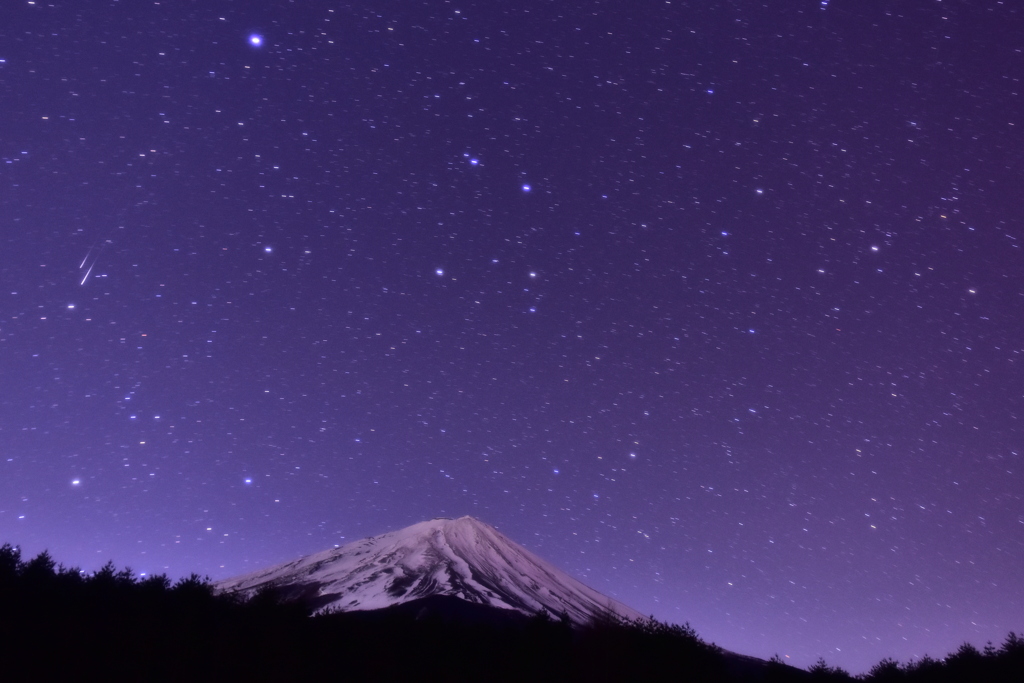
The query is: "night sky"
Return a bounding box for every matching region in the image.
[2,0,1022,673]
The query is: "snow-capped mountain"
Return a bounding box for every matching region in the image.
[216,516,646,626]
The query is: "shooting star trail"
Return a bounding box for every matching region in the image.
[78,237,111,285]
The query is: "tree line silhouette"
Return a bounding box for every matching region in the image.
[0,544,1020,682]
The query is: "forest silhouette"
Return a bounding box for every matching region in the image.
[1,544,1020,682]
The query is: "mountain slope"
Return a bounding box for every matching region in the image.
[216,516,646,625]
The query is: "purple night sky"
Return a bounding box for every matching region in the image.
[1,0,1021,673]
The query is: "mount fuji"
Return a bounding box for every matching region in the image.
[216,516,646,626]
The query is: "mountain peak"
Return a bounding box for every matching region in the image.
[217,517,645,625]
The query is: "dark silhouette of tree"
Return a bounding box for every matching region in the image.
[866,657,904,682]
[808,657,852,681]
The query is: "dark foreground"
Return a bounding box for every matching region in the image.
[1,545,1021,682]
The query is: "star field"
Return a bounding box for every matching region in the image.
[1,0,1022,673]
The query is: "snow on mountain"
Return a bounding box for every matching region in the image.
[216,516,646,626]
